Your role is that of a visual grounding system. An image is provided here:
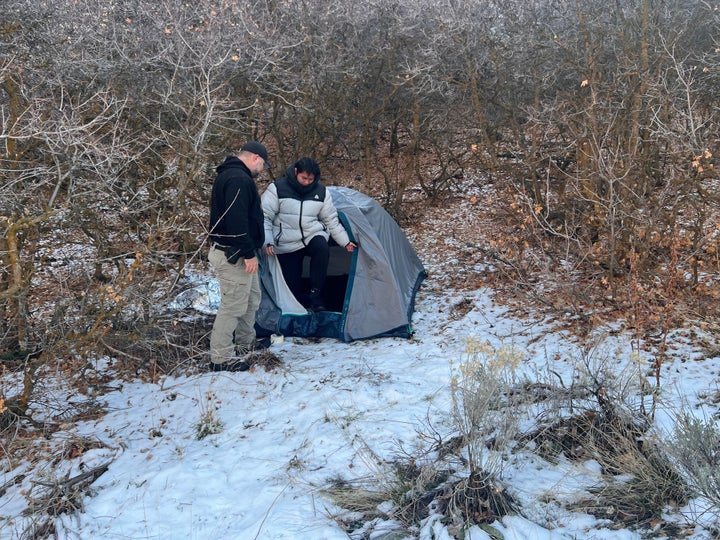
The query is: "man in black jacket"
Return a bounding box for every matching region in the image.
[208,141,269,372]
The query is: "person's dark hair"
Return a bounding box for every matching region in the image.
[294,157,321,179]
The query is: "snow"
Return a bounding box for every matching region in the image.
[1,282,719,539]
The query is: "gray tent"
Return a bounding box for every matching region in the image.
[255,187,427,341]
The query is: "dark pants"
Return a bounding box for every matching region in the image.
[277,235,330,300]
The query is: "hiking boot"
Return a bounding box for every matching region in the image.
[308,288,326,311]
[208,358,250,372]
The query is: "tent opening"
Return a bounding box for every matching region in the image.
[299,241,352,313]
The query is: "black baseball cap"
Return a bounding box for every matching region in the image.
[241,141,270,168]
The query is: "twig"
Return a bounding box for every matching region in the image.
[0,473,26,498]
[252,483,289,540]
[33,461,111,491]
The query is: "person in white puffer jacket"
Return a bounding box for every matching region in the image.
[262,157,356,311]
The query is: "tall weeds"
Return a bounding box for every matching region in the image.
[668,413,720,515]
[449,337,524,475]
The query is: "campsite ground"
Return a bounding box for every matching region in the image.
[1,168,720,539]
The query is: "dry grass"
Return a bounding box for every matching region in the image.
[572,428,689,526]
[195,392,224,440]
[246,349,283,371]
[667,413,720,515]
[324,459,452,537]
[324,475,390,515]
[520,362,691,530]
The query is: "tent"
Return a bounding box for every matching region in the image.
[255,187,427,341]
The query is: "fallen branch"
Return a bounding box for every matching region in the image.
[32,461,111,492]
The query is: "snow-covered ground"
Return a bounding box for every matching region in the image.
[1,281,719,539]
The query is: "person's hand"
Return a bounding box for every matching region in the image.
[345,242,357,253]
[244,256,259,274]
[264,245,275,256]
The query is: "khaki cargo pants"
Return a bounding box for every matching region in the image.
[208,244,261,365]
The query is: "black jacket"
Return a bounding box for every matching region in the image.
[209,156,264,263]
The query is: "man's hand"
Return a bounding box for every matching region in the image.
[264,245,275,256]
[345,242,357,253]
[245,256,259,274]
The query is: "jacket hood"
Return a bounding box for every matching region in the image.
[285,165,318,195]
[216,155,250,175]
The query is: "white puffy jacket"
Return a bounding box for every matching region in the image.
[261,175,350,254]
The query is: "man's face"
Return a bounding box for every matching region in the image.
[296,170,315,186]
[250,154,266,178]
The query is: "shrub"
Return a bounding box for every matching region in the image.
[668,413,720,514]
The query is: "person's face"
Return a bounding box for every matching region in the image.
[253,154,267,176]
[250,154,267,178]
[295,169,315,186]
